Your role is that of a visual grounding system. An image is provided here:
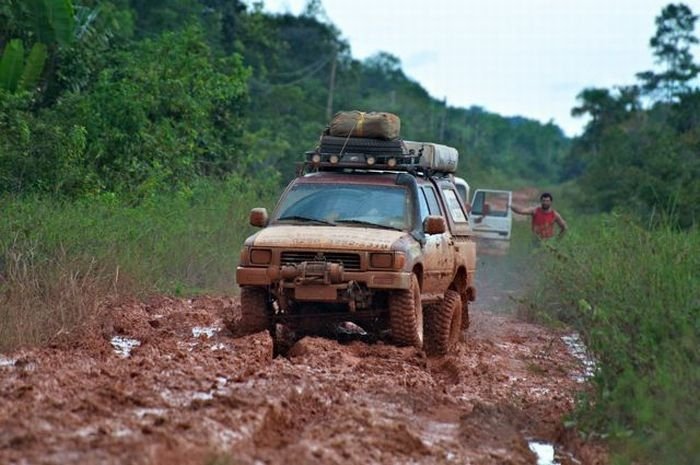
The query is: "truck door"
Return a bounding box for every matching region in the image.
[469,189,513,241]
[418,185,454,294]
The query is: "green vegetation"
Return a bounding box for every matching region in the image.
[528,5,700,463]
[566,4,700,228]
[0,175,276,351]
[0,0,569,200]
[531,216,699,465]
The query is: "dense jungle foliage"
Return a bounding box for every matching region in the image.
[565,3,700,228]
[0,0,569,201]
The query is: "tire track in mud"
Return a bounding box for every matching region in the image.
[0,293,606,465]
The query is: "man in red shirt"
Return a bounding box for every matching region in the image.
[511,192,567,240]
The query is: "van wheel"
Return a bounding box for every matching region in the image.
[425,290,462,355]
[238,287,270,335]
[389,274,424,348]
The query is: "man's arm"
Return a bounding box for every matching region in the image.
[511,204,536,215]
[554,211,568,238]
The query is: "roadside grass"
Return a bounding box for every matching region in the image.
[0,176,276,352]
[527,214,700,465]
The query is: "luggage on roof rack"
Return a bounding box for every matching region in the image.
[305,138,459,174]
[404,141,459,173]
[328,111,400,140]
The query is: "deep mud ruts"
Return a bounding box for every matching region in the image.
[0,292,606,465]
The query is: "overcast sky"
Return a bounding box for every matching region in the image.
[259,0,699,136]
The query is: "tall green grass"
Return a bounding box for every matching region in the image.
[530,214,699,465]
[0,175,277,351]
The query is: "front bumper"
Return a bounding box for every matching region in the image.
[236,266,412,290]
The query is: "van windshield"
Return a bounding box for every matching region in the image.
[274,184,409,230]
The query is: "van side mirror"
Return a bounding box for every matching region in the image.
[249,208,269,228]
[423,215,446,235]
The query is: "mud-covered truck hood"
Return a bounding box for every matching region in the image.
[251,225,409,250]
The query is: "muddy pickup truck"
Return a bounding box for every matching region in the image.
[235,137,477,354]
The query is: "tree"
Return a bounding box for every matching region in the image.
[0,0,75,93]
[637,3,700,101]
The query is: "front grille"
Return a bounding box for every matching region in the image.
[281,251,362,271]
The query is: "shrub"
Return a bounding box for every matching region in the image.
[531,214,700,464]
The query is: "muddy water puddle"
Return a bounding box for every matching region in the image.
[529,441,561,465]
[192,326,220,338]
[110,335,141,358]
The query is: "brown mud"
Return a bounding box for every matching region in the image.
[0,289,606,465]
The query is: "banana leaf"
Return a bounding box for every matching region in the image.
[0,39,25,92]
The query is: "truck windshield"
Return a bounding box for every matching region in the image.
[275,184,409,230]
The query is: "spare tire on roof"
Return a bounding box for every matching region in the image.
[329,111,400,140]
[318,135,405,155]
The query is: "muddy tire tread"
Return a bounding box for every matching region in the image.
[238,287,270,335]
[389,275,423,348]
[425,290,462,355]
[460,292,470,330]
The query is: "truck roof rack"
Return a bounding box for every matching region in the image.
[302,136,459,175]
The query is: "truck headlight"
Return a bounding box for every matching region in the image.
[370,252,406,269]
[370,253,393,268]
[250,248,272,265]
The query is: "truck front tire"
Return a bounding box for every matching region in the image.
[238,287,270,335]
[389,274,424,348]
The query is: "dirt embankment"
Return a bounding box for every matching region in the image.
[0,289,606,465]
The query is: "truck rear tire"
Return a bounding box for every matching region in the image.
[425,290,462,355]
[389,274,424,348]
[460,294,470,330]
[238,287,270,335]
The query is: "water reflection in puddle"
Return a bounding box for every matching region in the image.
[192,326,219,338]
[528,441,560,465]
[111,336,141,358]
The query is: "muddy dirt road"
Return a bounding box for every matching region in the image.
[0,287,605,465]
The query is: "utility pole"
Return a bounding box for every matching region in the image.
[439,97,447,141]
[326,46,337,121]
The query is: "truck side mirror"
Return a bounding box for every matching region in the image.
[423,215,446,235]
[249,208,269,228]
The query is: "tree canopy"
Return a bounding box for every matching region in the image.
[0,0,570,201]
[570,2,700,227]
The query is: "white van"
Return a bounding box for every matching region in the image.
[453,180,512,254]
[469,189,513,241]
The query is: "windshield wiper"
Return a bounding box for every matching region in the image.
[277,215,336,226]
[335,219,403,231]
